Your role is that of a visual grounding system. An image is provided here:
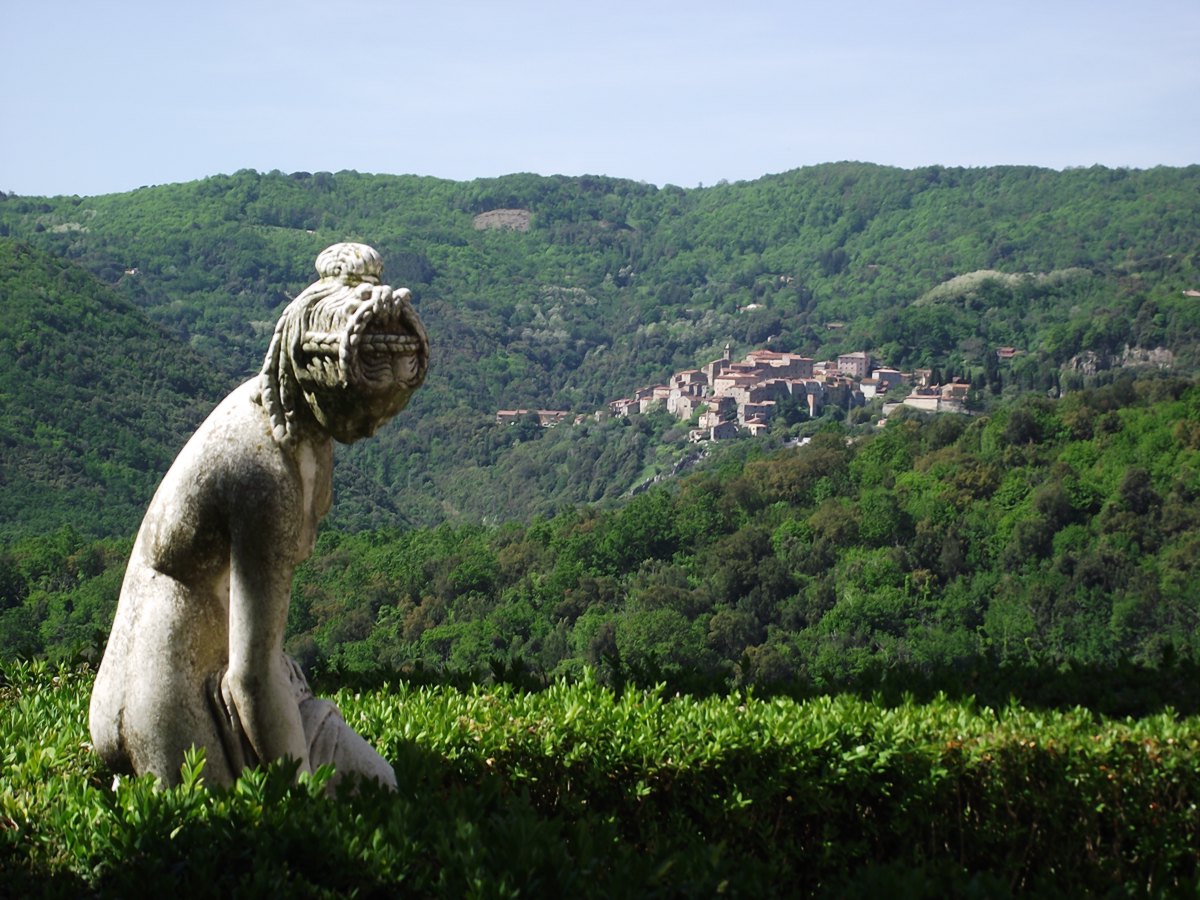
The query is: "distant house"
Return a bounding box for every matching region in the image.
[724,362,762,378]
[690,420,739,442]
[609,397,638,418]
[711,371,759,401]
[754,379,796,402]
[706,395,738,418]
[670,369,709,393]
[941,381,971,403]
[697,398,738,431]
[638,385,671,413]
[817,378,856,410]
[745,349,814,379]
[873,367,904,389]
[495,409,528,425]
[836,351,872,379]
[743,416,770,437]
[900,381,971,413]
[745,349,786,364]
[495,409,570,426]
[740,401,776,425]
[669,392,702,420]
[901,389,942,413]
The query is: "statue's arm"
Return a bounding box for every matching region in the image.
[225,508,310,773]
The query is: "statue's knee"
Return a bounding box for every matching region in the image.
[299,697,396,789]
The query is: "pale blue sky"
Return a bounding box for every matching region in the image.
[3,0,1197,197]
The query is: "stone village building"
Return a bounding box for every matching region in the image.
[499,344,972,440]
[604,344,975,441]
[607,346,878,441]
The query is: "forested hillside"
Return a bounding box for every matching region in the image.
[6,376,1198,710]
[149,375,1200,704]
[1,164,1198,535]
[0,239,224,536]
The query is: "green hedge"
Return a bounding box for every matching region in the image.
[2,661,1197,896]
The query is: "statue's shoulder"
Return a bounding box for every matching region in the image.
[157,380,283,491]
[186,380,274,445]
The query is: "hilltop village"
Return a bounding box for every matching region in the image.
[498,345,974,440]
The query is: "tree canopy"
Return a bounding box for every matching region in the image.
[1,164,1198,536]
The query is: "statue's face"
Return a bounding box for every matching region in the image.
[298,282,429,443]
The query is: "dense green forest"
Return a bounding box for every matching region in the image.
[5,376,1199,711]
[1,164,1198,535]
[0,241,225,536]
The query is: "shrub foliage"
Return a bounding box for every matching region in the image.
[2,661,1197,896]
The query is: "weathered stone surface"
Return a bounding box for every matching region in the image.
[472,208,531,231]
[1065,345,1175,376]
[90,243,428,790]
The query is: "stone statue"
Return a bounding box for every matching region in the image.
[90,243,429,791]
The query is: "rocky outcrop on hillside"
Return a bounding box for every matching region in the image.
[1064,346,1175,376]
[472,208,531,231]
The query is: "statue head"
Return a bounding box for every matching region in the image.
[257,243,429,445]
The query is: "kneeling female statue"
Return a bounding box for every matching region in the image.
[90,243,429,790]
